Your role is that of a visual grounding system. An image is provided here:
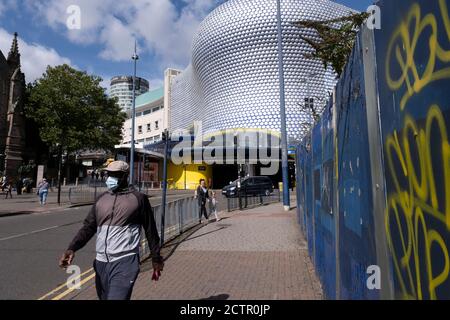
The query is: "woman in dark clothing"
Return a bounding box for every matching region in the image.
[195,179,210,224]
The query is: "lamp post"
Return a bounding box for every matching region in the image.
[56,143,63,205]
[130,40,139,186]
[276,0,290,211]
[160,129,169,246]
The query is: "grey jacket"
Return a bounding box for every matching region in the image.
[68,187,161,263]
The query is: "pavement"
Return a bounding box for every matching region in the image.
[0,192,73,217]
[66,202,323,300]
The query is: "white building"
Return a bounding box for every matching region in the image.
[121,69,182,147]
[121,87,165,147]
[169,0,351,142]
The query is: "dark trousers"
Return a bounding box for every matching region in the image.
[93,254,140,300]
[199,202,208,222]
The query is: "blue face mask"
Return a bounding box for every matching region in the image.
[105,176,120,191]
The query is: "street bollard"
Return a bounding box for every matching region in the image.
[238,191,243,210]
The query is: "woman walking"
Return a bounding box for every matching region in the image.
[195,179,210,224]
[37,177,50,205]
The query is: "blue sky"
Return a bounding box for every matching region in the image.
[0,0,373,90]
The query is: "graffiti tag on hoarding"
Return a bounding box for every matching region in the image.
[385,105,450,300]
[383,0,450,299]
[386,0,450,111]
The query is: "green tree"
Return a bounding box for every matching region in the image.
[293,12,370,77]
[17,161,36,178]
[26,64,126,202]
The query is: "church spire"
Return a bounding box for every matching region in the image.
[7,32,21,68]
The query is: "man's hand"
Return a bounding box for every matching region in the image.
[59,250,75,269]
[152,260,164,281]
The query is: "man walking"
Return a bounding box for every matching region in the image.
[195,179,209,224]
[59,160,164,300]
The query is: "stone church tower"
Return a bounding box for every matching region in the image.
[0,33,26,179]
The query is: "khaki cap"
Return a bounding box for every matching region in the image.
[106,160,130,173]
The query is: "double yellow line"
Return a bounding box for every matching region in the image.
[38,239,151,300]
[39,240,149,300]
[37,268,96,301]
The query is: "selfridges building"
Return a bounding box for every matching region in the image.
[169,0,352,143]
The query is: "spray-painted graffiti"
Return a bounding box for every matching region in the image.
[385,105,450,299]
[295,0,450,299]
[382,0,450,300]
[386,0,450,111]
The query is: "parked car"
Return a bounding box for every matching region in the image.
[222,176,274,198]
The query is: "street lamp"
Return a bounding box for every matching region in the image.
[130,40,139,186]
[160,129,170,246]
[56,143,63,205]
[276,0,290,211]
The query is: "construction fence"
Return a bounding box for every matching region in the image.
[295,0,450,300]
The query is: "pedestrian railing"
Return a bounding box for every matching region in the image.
[226,190,281,212]
[139,196,200,259]
[68,185,109,205]
[67,187,210,261]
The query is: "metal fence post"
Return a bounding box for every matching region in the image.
[179,198,183,235]
[362,26,393,299]
[238,191,243,210]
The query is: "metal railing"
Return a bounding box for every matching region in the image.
[68,186,201,259]
[68,185,109,205]
[226,189,281,212]
[140,196,200,259]
[66,186,282,263]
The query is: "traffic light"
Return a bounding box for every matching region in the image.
[162,130,169,141]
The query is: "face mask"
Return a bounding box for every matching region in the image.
[106,176,120,191]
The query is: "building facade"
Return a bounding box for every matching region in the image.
[169,0,352,143]
[0,33,27,179]
[164,68,182,133]
[121,87,165,147]
[110,76,149,112]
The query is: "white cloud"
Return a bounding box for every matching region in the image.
[23,0,221,68]
[0,28,72,83]
[98,16,136,62]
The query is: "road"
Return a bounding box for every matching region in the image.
[0,192,212,300]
